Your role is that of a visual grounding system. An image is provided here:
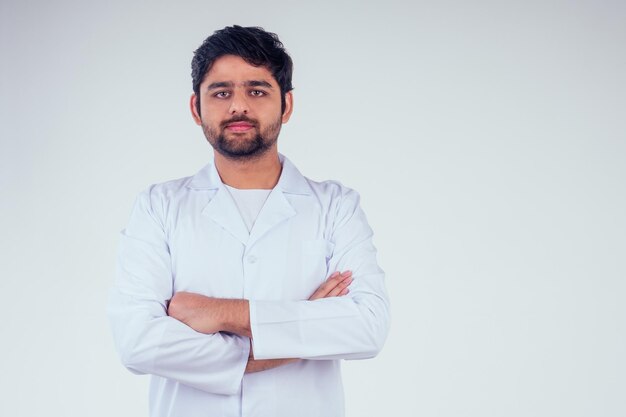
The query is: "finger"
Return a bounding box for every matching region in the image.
[309,271,352,300]
[326,271,341,282]
[321,274,352,299]
[329,271,350,281]
[318,271,344,293]
[327,276,353,297]
[308,289,324,301]
[322,271,349,291]
[322,271,351,296]
[308,272,339,300]
[338,287,349,296]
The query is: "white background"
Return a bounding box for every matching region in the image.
[1,0,625,416]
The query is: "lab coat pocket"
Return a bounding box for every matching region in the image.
[301,239,335,289]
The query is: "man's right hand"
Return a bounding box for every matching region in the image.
[308,271,353,300]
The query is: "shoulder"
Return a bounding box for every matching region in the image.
[131,174,198,226]
[300,176,374,242]
[280,154,359,202]
[135,174,193,205]
[138,160,217,204]
[301,177,364,229]
[142,175,194,201]
[279,155,361,211]
[304,177,362,206]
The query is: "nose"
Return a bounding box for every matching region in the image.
[228,90,249,115]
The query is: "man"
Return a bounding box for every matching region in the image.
[107,25,390,417]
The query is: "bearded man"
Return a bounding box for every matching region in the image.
[108,25,390,417]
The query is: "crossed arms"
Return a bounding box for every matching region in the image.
[107,186,390,395]
[167,271,353,373]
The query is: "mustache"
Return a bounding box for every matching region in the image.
[220,115,258,128]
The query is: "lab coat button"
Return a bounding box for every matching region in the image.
[247,255,257,264]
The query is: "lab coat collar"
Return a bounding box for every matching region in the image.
[190,153,311,247]
[187,153,312,196]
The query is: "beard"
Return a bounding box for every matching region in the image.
[201,115,282,161]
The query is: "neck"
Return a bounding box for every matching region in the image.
[213,149,282,190]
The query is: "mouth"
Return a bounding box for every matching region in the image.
[225,121,255,132]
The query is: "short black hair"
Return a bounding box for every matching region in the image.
[191,25,294,114]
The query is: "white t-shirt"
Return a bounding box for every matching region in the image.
[224,184,272,233]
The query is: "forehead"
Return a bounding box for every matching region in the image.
[202,55,277,86]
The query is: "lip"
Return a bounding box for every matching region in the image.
[225,122,254,132]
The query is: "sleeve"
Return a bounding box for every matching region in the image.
[249,188,390,360]
[106,187,250,395]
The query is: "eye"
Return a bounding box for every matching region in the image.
[250,90,266,97]
[214,91,230,98]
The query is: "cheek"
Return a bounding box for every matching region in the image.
[200,97,229,117]
[200,107,226,126]
[258,101,284,121]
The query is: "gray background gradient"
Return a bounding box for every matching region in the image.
[1,0,625,415]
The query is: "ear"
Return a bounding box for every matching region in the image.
[281,91,294,124]
[190,94,202,125]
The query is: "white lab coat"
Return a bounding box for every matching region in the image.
[107,154,390,417]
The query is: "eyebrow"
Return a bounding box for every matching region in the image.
[246,80,273,89]
[206,80,274,90]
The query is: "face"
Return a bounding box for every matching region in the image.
[190,55,293,161]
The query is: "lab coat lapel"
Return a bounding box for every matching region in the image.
[247,155,311,249]
[202,187,249,245]
[189,154,311,248]
[190,160,249,245]
[247,188,296,249]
